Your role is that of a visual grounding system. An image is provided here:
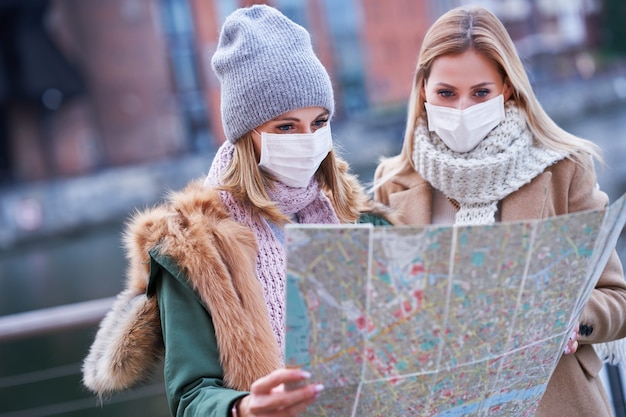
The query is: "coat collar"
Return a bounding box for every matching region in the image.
[501,171,553,222]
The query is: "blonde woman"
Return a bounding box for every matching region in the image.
[83,5,392,417]
[374,5,626,416]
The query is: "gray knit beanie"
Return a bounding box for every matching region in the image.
[211,5,335,143]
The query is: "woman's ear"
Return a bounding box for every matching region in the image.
[503,79,514,101]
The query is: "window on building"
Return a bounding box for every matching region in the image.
[159,0,211,152]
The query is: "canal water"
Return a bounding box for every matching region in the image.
[1,104,626,416]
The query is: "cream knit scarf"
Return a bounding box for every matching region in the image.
[204,141,339,353]
[413,101,566,225]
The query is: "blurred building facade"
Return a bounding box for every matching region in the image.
[0,0,618,186]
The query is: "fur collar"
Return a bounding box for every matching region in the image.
[83,179,280,395]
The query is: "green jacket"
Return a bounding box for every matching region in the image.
[148,252,245,416]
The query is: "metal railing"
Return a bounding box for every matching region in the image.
[0,298,115,342]
[0,298,168,417]
[0,298,624,416]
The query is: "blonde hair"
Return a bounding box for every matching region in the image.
[390,5,601,182]
[218,132,364,225]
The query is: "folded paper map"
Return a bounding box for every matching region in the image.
[285,193,626,416]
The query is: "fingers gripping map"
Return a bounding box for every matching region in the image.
[284,194,626,417]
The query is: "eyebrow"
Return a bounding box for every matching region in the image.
[433,81,496,89]
[471,82,496,88]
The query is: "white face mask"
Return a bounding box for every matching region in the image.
[258,124,333,188]
[424,94,505,153]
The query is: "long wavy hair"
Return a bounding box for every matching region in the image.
[380,5,601,186]
[217,131,366,225]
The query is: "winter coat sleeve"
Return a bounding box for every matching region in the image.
[565,161,626,346]
[148,252,248,417]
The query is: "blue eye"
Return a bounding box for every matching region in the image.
[313,118,328,128]
[437,90,454,98]
[276,124,294,132]
[475,89,490,98]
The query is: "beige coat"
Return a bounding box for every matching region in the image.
[375,155,626,417]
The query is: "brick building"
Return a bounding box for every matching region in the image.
[0,0,607,186]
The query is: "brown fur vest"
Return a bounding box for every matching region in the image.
[82,180,282,396]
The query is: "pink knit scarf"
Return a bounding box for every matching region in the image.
[204,141,339,354]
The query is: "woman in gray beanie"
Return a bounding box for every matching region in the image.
[82,4,395,417]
